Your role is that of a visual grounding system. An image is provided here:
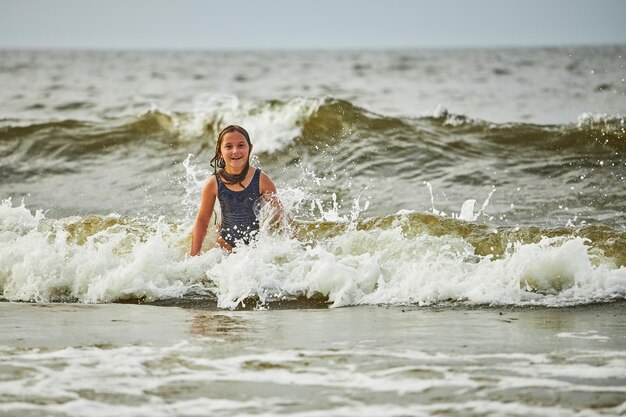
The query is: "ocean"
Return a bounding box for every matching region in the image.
[0,47,625,416]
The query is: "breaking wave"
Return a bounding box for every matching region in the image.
[1,199,624,309]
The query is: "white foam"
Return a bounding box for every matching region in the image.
[202,228,626,309]
[0,198,45,233]
[556,331,611,341]
[576,112,623,126]
[0,199,213,303]
[422,104,472,126]
[1,199,625,308]
[148,94,323,153]
[1,342,622,417]
[457,199,477,221]
[430,185,496,222]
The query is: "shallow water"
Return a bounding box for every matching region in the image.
[1,302,625,416]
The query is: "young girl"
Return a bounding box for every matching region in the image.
[191,125,282,254]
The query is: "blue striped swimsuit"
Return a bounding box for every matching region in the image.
[216,168,261,247]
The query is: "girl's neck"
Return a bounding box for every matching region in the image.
[224,165,245,175]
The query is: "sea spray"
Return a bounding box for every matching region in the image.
[2,193,625,308]
[3,96,624,224]
[202,223,626,309]
[2,46,626,417]
[1,48,625,308]
[146,95,323,152]
[0,199,209,303]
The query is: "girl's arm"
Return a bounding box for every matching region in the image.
[190,176,217,256]
[259,171,277,195]
[260,172,289,223]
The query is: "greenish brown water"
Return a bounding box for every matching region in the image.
[1,47,625,416]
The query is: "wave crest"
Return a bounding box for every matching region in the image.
[144,94,324,153]
[1,200,624,308]
[1,97,624,158]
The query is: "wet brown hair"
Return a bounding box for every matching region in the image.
[210,125,252,187]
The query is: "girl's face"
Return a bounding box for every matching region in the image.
[220,131,251,172]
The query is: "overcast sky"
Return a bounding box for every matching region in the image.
[1,0,625,50]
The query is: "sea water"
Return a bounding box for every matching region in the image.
[0,47,625,415]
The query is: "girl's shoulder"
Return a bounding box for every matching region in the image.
[248,165,265,175]
[258,169,277,194]
[250,165,269,181]
[204,175,218,195]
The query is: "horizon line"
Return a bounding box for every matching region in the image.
[1,42,625,53]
